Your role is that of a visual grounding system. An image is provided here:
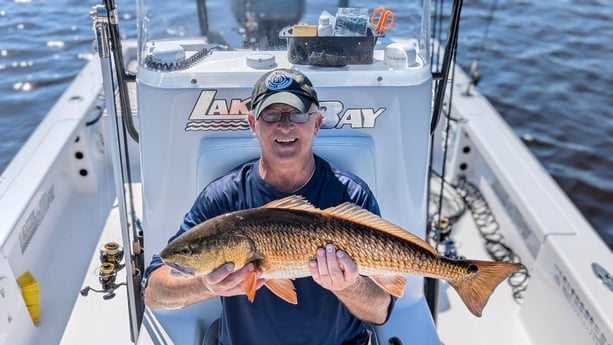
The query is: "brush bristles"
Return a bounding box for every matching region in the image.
[17,271,40,325]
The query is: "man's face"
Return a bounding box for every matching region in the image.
[249,103,322,165]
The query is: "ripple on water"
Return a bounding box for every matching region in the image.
[13,81,34,91]
[0,0,611,249]
[46,40,65,48]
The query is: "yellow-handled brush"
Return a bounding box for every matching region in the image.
[17,271,40,325]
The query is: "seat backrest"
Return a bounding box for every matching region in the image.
[196,136,376,193]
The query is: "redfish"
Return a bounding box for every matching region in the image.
[160,195,522,316]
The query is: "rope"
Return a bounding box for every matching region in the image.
[145,46,211,71]
[428,173,529,302]
[454,176,530,302]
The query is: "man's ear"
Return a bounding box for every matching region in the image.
[313,112,323,135]
[248,111,257,134]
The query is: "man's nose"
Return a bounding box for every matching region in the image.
[278,114,293,127]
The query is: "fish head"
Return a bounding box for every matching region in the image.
[160,225,257,276]
[160,236,229,275]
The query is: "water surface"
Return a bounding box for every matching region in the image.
[0,0,610,248]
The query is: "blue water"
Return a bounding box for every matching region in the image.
[0,0,611,249]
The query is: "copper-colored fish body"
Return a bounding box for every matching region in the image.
[160,196,522,317]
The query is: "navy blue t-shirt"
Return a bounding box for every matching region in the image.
[145,155,393,345]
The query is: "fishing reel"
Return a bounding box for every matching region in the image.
[429,217,463,260]
[100,242,124,269]
[80,242,127,300]
[98,262,117,291]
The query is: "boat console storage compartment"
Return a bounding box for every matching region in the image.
[279,27,381,66]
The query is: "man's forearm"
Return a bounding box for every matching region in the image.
[144,265,215,309]
[334,276,391,325]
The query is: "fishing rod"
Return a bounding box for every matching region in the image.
[465,0,499,95]
[102,0,138,143]
[91,2,144,341]
[425,0,465,323]
[430,0,464,134]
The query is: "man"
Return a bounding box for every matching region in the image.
[144,68,394,345]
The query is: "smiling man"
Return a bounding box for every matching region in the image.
[143,68,394,345]
[248,69,323,193]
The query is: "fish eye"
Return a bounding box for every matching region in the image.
[179,247,192,256]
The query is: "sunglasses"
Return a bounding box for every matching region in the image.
[259,110,318,124]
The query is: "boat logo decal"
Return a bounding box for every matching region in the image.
[553,264,609,344]
[19,185,55,254]
[185,90,386,131]
[490,177,539,258]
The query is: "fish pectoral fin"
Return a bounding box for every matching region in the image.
[243,271,258,303]
[370,274,407,298]
[264,279,297,304]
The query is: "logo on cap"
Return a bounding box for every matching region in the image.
[265,71,293,91]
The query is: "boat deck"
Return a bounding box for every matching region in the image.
[437,214,530,345]
[60,191,138,343]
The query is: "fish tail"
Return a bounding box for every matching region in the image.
[448,260,522,317]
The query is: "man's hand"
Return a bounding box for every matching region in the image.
[144,262,265,309]
[307,243,391,324]
[308,244,359,292]
[200,263,265,298]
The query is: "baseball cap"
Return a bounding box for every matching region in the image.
[251,68,319,119]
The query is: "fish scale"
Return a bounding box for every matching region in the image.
[167,206,424,276]
[161,195,522,317]
[242,210,447,279]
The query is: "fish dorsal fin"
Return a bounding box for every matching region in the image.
[262,195,317,212]
[263,196,438,256]
[322,202,438,256]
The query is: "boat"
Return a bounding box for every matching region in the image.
[1,0,611,344]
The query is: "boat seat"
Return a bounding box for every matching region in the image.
[196,135,376,193]
[201,318,219,345]
[192,134,379,343]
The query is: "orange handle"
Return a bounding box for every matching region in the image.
[371,7,395,32]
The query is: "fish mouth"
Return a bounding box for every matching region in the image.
[166,261,196,276]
